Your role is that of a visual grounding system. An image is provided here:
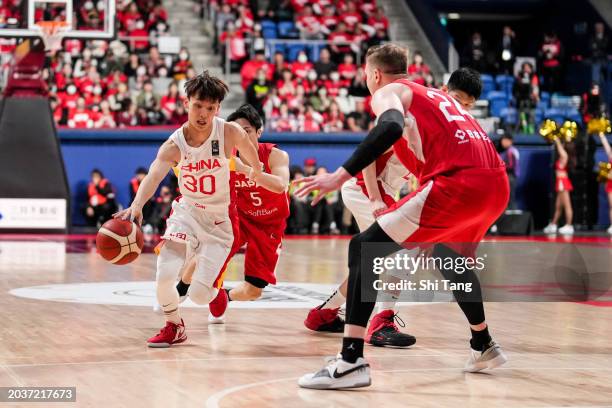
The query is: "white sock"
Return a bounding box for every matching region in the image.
[157,241,185,325]
[319,288,345,309]
[377,301,398,314]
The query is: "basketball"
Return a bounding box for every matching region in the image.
[96,219,144,265]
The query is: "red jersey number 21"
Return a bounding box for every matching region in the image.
[426,90,471,123]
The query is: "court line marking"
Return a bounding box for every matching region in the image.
[205,367,612,408]
[0,364,24,387]
[2,353,447,368]
[4,352,612,369]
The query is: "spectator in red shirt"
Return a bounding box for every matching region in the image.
[319,5,339,36]
[169,103,188,125]
[407,51,431,85]
[287,84,307,110]
[96,100,117,128]
[220,22,248,72]
[270,102,298,131]
[121,2,142,31]
[236,4,255,33]
[128,19,149,52]
[328,22,353,62]
[160,81,182,120]
[60,83,80,111]
[296,4,322,39]
[277,68,297,98]
[323,101,344,132]
[55,63,73,91]
[172,47,193,80]
[340,2,362,30]
[290,51,313,79]
[367,7,389,32]
[338,53,357,81]
[323,71,345,98]
[240,50,273,89]
[68,97,95,128]
[538,32,563,93]
[299,103,324,132]
[290,0,308,13]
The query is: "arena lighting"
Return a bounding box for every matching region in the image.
[448,12,461,19]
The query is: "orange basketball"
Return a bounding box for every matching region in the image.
[96,219,144,265]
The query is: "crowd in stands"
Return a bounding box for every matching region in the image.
[460,23,611,133]
[208,0,427,132]
[0,0,199,128]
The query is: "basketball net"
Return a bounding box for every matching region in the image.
[34,21,69,52]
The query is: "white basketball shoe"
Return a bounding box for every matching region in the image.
[464,340,508,372]
[543,223,558,234]
[298,354,371,390]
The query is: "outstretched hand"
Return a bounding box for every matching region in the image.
[293,168,352,206]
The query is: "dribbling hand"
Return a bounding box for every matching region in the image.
[113,206,143,226]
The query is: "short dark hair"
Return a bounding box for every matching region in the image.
[226,104,263,130]
[135,166,148,175]
[184,70,229,102]
[365,43,408,75]
[447,67,483,99]
[91,168,103,177]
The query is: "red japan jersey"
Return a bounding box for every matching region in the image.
[235,143,290,224]
[391,79,504,183]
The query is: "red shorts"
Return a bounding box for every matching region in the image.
[232,217,285,286]
[556,177,573,193]
[377,167,509,257]
[606,180,612,194]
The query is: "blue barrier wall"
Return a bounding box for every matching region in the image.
[59,129,611,228]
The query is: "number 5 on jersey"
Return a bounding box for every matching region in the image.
[250,191,262,206]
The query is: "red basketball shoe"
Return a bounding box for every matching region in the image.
[147,319,186,348]
[304,307,345,332]
[366,310,416,347]
[208,289,228,324]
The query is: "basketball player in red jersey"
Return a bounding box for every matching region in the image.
[172,104,290,323]
[114,71,263,348]
[295,44,509,389]
[305,68,483,349]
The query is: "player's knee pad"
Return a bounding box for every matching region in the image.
[156,241,187,285]
[188,281,218,305]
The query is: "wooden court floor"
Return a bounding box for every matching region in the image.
[1,235,612,408]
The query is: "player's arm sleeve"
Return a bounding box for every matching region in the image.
[341,109,405,176]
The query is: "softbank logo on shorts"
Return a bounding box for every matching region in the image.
[454,129,491,144]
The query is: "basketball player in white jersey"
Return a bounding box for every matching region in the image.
[304,68,481,348]
[114,71,262,348]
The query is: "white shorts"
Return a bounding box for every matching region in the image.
[162,198,237,288]
[341,178,417,281]
[341,178,396,231]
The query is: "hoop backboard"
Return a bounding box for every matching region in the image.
[0,0,115,40]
